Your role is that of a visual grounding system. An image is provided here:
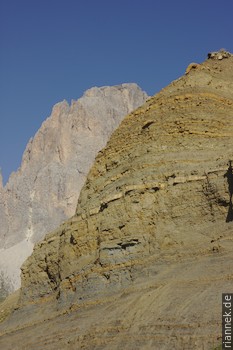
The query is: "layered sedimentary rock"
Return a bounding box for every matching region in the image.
[0,84,148,293]
[1,52,233,349]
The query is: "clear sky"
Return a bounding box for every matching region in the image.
[0,0,233,184]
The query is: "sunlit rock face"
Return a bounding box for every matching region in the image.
[1,52,233,350]
[0,83,148,294]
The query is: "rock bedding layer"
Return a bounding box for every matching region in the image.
[0,83,147,294]
[0,52,233,349]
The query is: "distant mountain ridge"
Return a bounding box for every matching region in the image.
[0,83,148,296]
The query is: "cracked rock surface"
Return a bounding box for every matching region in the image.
[1,53,233,349]
[0,84,148,293]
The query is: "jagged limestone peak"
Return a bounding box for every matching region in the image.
[0,83,148,293]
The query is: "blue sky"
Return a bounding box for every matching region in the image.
[0,0,233,184]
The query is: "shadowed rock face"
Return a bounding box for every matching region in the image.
[0,84,148,293]
[1,53,233,349]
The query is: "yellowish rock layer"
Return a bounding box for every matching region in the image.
[1,52,233,349]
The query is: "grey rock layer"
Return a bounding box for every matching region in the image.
[0,83,148,292]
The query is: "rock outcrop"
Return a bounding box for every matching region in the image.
[0,84,148,293]
[1,52,233,349]
[208,49,232,60]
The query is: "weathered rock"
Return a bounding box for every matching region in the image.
[1,52,233,349]
[185,62,200,74]
[0,84,148,293]
[208,49,232,60]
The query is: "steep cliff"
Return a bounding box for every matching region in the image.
[0,52,233,349]
[0,84,148,293]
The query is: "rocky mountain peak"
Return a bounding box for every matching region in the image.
[0,83,148,293]
[1,55,233,349]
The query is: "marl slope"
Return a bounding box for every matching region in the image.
[0,52,233,349]
[0,84,148,294]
